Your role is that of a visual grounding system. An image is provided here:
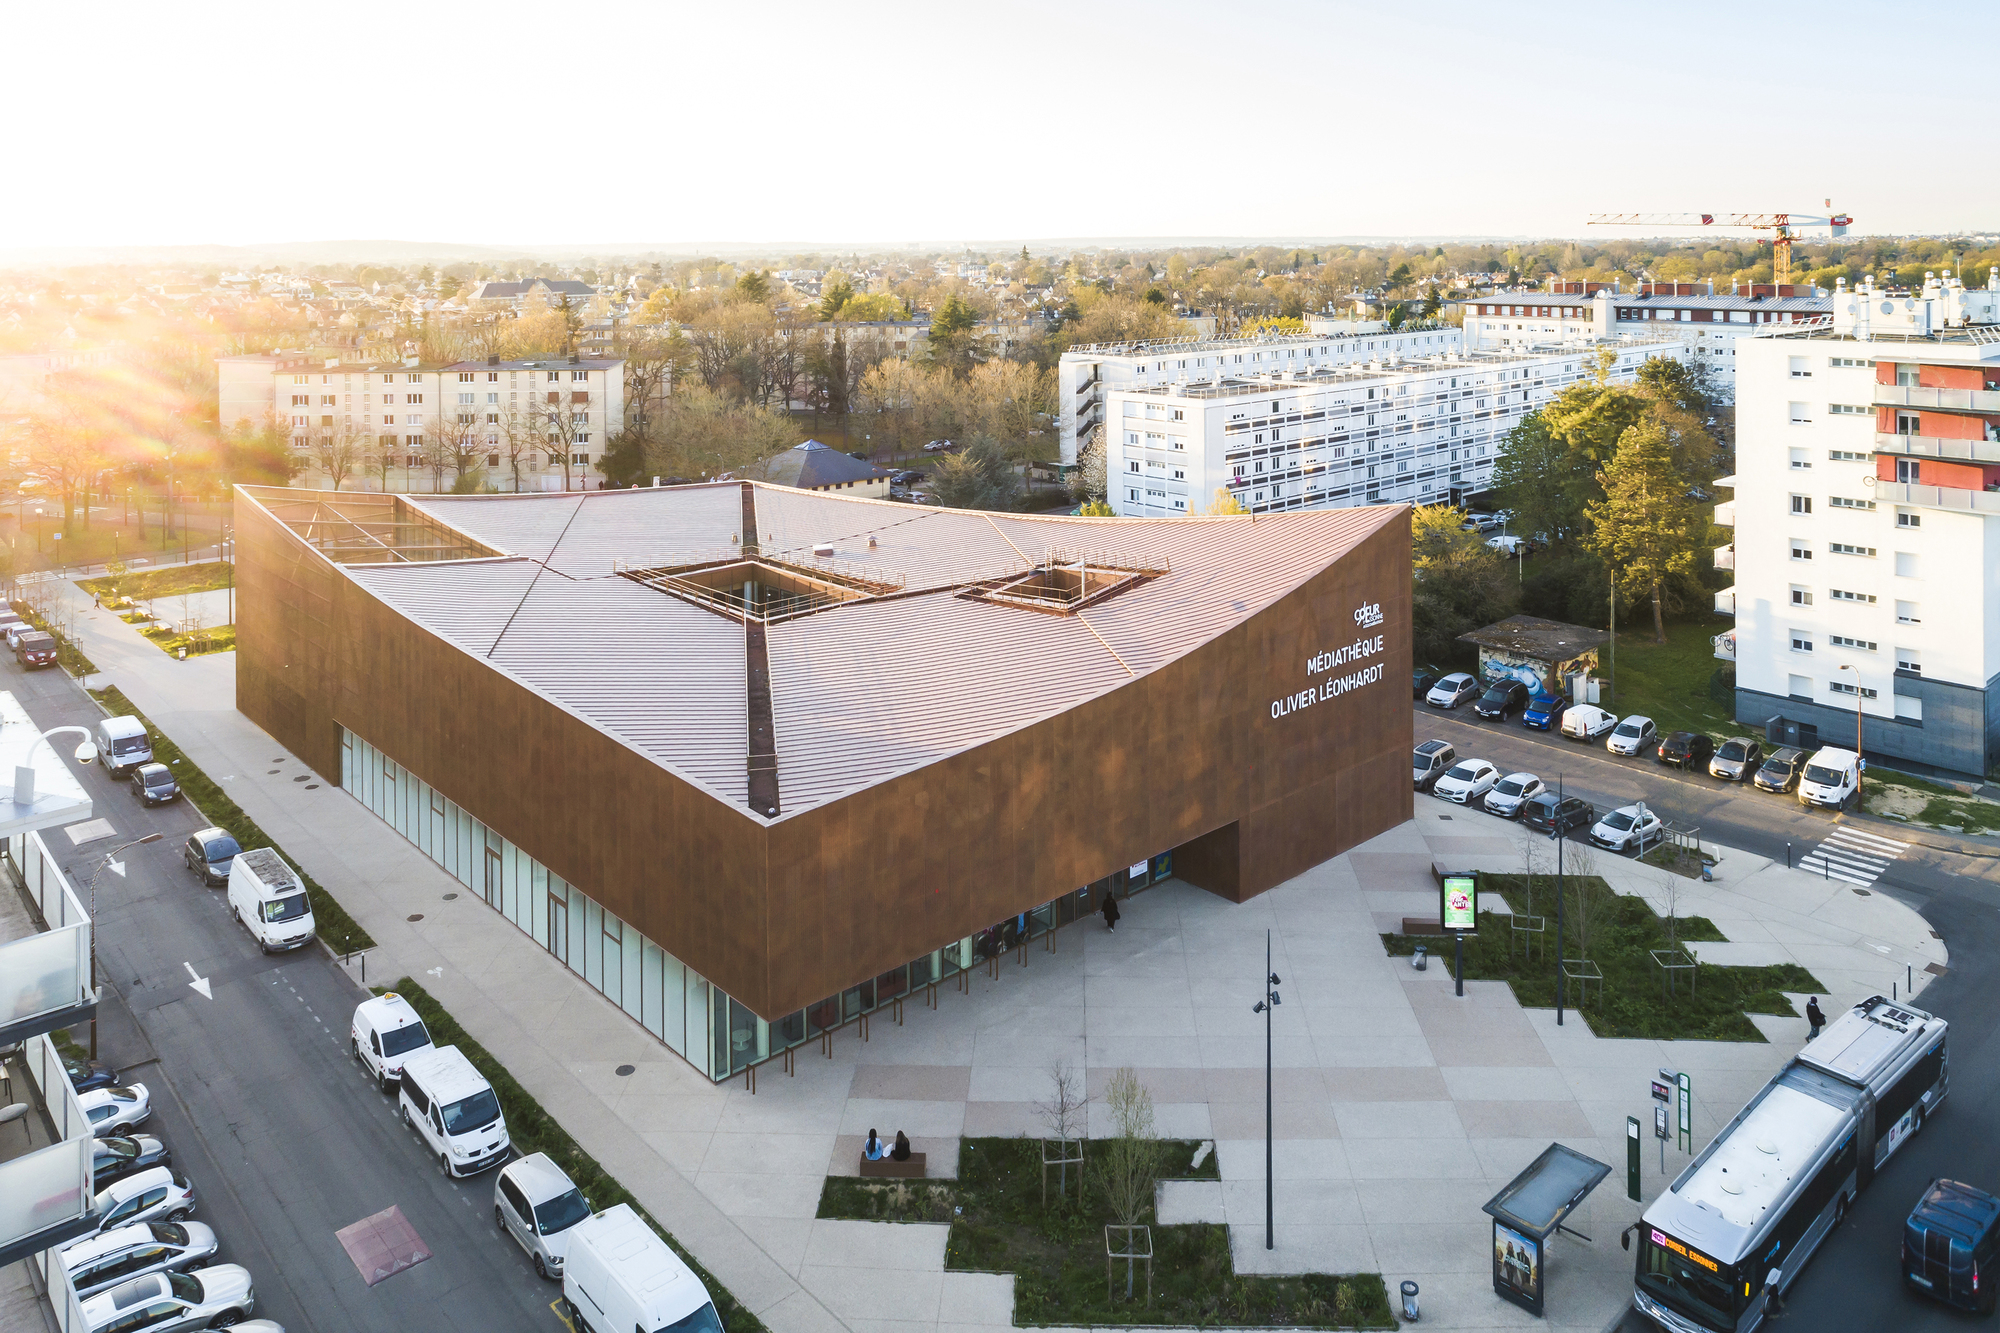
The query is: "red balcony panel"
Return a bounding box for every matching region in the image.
[1920,364,1985,391]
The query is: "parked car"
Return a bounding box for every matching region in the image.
[79,1085,152,1136]
[1904,1178,2000,1313]
[1483,773,1546,818]
[1605,715,1658,757]
[1474,679,1532,721]
[399,1045,511,1178]
[182,829,241,887]
[1753,746,1808,794]
[4,622,32,651]
[1560,703,1617,740]
[1521,692,1568,731]
[94,716,153,776]
[494,1152,593,1280]
[82,1167,195,1237]
[1522,792,1595,836]
[1432,760,1500,805]
[62,1221,219,1301]
[1425,672,1480,709]
[1798,746,1863,810]
[65,1058,119,1093]
[1590,803,1665,854]
[92,1136,171,1191]
[15,629,57,668]
[1486,534,1529,557]
[1657,731,1715,770]
[351,991,436,1092]
[1412,664,1447,699]
[563,1205,719,1333]
[1460,511,1504,533]
[1412,740,1456,792]
[78,1265,254,1333]
[130,762,179,805]
[228,848,315,953]
[922,439,955,453]
[1709,736,1764,781]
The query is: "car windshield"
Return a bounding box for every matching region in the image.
[1602,812,1635,831]
[1718,742,1747,760]
[380,1021,432,1057]
[143,771,173,788]
[532,1187,591,1235]
[1805,764,1846,786]
[1759,757,1792,774]
[112,739,147,755]
[1480,686,1510,700]
[1614,722,1642,736]
[149,1223,186,1246]
[658,1301,726,1333]
[203,837,240,860]
[1494,780,1525,797]
[440,1088,500,1136]
[261,893,310,923]
[1444,765,1480,781]
[166,1271,200,1303]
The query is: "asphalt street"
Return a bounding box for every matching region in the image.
[10,660,561,1332]
[1406,701,2000,1331]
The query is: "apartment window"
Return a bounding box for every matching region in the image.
[486,453,500,468]
[290,395,308,406]
[1830,588,1876,604]
[1126,432,1138,445]
[1789,401,1812,424]
[1896,365,1919,387]
[380,373,394,383]
[1829,542,1875,557]
[573,370,589,381]
[1828,404,1868,416]
[571,452,591,464]
[1895,551,1920,577]
[1896,648,1920,674]
[1788,674,1813,699]
[1791,632,1814,653]
[572,434,590,445]
[548,371,561,382]
[1827,497,1874,511]
[487,372,500,382]
[1829,634,1876,651]
[1897,508,1920,528]
[457,392,475,405]
[1128,489,1139,502]
[1790,494,1812,515]
[292,374,308,384]
[1896,600,1921,625]
[1789,356,1812,378]
[458,372,475,382]
[1789,448,1811,469]
[1895,458,1920,483]
[1829,357,1875,368]
[1128,461,1140,472]
[406,393,424,404]
[1895,695,1924,722]
[486,413,499,425]
[1790,586,1812,606]
[1829,680,1878,699]
[320,394,335,406]
[381,415,394,426]
[407,373,423,383]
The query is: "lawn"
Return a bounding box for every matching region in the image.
[817,1137,1392,1328]
[1864,773,2000,834]
[79,560,233,602]
[137,623,236,657]
[1598,614,1739,739]
[1381,873,1822,1042]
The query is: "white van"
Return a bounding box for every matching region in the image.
[563,1204,722,1333]
[94,716,152,776]
[350,992,435,1092]
[398,1045,509,1178]
[1797,746,1863,810]
[226,848,316,953]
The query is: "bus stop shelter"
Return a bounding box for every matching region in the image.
[1482,1142,1612,1317]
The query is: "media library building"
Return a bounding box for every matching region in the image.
[236,482,1412,1081]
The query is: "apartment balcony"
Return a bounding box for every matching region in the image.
[1713,501,1735,527]
[1873,480,2000,515]
[1874,432,2000,464]
[1714,586,1736,616]
[1713,543,1735,571]
[1713,630,1736,661]
[1875,384,2000,413]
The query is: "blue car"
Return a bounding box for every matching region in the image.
[1522,693,1568,730]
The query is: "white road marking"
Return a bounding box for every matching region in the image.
[184,962,212,1000]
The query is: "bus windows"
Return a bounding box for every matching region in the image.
[1638,1230,1737,1329]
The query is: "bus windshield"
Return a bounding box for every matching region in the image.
[1638,1230,1737,1331]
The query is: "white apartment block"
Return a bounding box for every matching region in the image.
[1102,335,1685,518]
[1724,268,2000,778]
[232,352,625,491]
[1463,280,1832,404]
[1059,323,1462,468]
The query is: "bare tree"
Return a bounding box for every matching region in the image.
[1100,1068,1160,1303]
[1033,1059,1090,1206]
[497,403,540,493]
[310,417,370,491]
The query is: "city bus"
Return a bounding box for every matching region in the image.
[1629,995,1949,1332]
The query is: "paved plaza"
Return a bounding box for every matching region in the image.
[61,590,1947,1333]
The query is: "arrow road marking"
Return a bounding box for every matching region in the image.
[108,859,126,878]
[184,962,212,1000]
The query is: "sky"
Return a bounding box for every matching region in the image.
[5,0,1989,256]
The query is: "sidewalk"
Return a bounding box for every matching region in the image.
[53,588,1949,1333]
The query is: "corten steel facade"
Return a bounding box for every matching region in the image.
[234,483,1411,1079]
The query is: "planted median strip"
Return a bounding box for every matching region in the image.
[389,978,766,1333]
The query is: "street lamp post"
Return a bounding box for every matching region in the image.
[1839,663,1864,761]
[87,834,163,1058]
[1552,775,1566,1026]
[1250,931,1282,1251]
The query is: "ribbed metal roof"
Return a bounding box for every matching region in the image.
[296,485,1400,822]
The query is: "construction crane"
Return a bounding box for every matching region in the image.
[1586,206,1852,286]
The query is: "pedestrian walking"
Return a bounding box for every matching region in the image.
[1100,890,1121,933]
[1806,996,1825,1041]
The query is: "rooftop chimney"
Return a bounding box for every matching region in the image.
[488,354,499,366]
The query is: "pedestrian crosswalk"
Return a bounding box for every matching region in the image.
[1798,823,1909,886]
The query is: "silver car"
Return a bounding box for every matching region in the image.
[1709,736,1764,781]
[78,1265,253,1332]
[493,1152,593,1279]
[62,1220,219,1299]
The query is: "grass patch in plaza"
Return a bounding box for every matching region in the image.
[85,684,374,953]
[389,979,766,1333]
[137,622,236,657]
[78,560,233,602]
[1381,873,1823,1042]
[817,1137,1394,1328]
[1597,616,1737,739]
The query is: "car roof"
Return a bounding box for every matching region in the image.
[503,1151,579,1206]
[136,763,172,777]
[401,1045,489,1101]
[1606,803,1650,817]
[99,717,147,737]
[1415,740,1449,755]
[1498,772,1539,783]
[1616,714,1653,725]
[1765,747,1804,762]
[100,1165,176,1201]
[1913,1180,2000,1241]
[1664,730,1699,742]
[86,1273,169,1316]
[1439,672,1473,683]
[64,1222,161,1263]
[356,992,426,1032]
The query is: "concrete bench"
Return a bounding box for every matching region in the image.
[859,1152,927,1178]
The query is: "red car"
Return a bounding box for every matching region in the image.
[14,630,56,668]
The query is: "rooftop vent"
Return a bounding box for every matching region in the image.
[617,553,905,625]
[959,549,1169,616]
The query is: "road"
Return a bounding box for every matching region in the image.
[1408,702,2000,1331]
[10,661,560,1332]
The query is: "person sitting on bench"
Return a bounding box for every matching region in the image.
[863,1129,885,1161]
[891,1131,912,1162]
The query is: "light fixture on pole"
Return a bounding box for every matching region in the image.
[1250,930,1282,1251]
[87,834,163,1058]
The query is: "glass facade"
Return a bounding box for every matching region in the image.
[342,727,1173,1082]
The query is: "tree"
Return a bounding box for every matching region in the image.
[310,417,369,491]
[643,386,795,482]
[1078,499,1115,516]
[226,411,303,486]
[1204,487,1246,515]
[928,438,1019,511]
[1584,419,1705,643]
[22,375,108,537]
[735,270,771,302]
[1411,504,1519,664]
[496,403,542,492]
[925,294,984,377]
[817,278,856,321]
[1099,1067,1161,1303]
